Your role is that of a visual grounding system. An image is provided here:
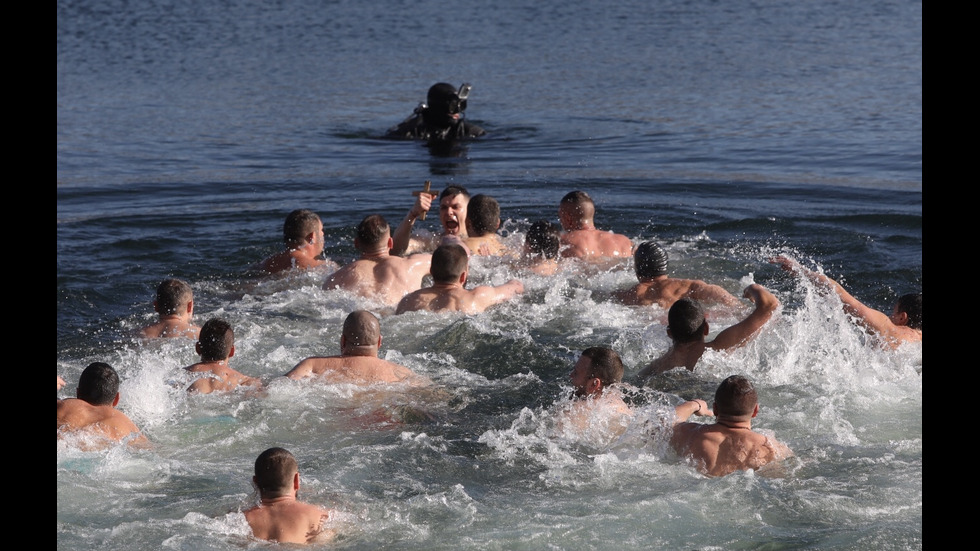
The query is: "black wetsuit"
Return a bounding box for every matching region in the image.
[384,110,486,142]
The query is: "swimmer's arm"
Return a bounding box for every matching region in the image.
[690,282,742,307]
[284,359,314,380]
[391,194,432,256]
[710,284,779,350]
[674,399,714,424]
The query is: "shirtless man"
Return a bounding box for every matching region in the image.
[183,318,263,394]
[322,214,432,307]
[636,283,780,381]
[670,374,793,477]
[771,255,921,349]
[518,220,563,276]
[284,310,431,385]
[557,190,634,261]
[464,194,515,257]
[140,278,202,339]
[557,347,634,441]
[391,184,470,256]
[243,447,336,544]
[254,209,331,274]
[395,243,524,315]
[57,362,149,449]
[612,241,742,309]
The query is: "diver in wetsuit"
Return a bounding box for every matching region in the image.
[385,82,486,145]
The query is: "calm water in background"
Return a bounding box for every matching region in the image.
[57,1,922,549]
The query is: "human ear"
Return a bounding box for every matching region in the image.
[112,393,121,407]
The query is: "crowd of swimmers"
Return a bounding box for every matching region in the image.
[58,83,922,545]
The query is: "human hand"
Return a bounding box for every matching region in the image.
[769,255,799,274]
[57,375,66,390]
[411,192,434,219]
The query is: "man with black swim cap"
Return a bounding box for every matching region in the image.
[612,241,741,309]
[385,82,486,143]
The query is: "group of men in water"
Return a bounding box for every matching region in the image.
[58,82,922,544]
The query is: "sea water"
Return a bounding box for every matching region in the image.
[58,1,921,549]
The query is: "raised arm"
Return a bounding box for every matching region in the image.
[709,284,779,350]
[391,193,433,256]
[771,255,896,339]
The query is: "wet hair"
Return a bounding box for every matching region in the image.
[430,243,469,283]
[342,310,381,348]
[713,375,758,417]
[283,209,321,247]
[197,318,234,362]
[439,184,470,203]
[634,241,669,278]
[253,447,298,497]
[667,298,707,343]
[526,220,561,259]
[580,346,624,385]
[559,191,595,221]
[466,194,500,236]
[76,362,120,406]
[356,214,390,247]
[896,293,922,330]
[156,278,193,315]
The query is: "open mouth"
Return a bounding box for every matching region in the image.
[444,218,460,234]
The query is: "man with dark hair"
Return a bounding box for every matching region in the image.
[384,82,486,143]
[636,284,780,381]
[57,362,149,448]
[141,278,201,339]
[464,194,514,256]
[285,310,431,385]
[392,184,472,255]
[670,374,793,477]
[612,241,741,309]
[243,447,337,544]
[254,209,333,274]
[771,255,921,349]
[183,318,263,394]
[323,214,432,307]
[520,220,562,275]
[557,190,634,261]
[395,243,524,314]
[558,346,634,440]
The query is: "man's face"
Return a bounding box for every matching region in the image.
[440,194,468,236]
[569,355,595,397]
[312,220,325,255]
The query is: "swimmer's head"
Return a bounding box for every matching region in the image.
[425,83,467,126]
[634,241,669,279]
[667,298,707,343]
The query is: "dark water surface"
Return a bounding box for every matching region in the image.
[58,1,921,549]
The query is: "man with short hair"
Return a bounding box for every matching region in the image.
[636,283,780,381]
[557,347,634,441]
[464,194,514,256]
[140,278,202,339]
[323,214,432,307]
[395,243,524,315]
[612,241,741,309]
[771,255,921,349]
[520,220,563,276]
[254,209,332,274]
[391,185,471,255]
[670,374,793,477]
[285,310,431,385]
[183,318,263,394]
[557,190,634,261]
[57,362,149,449]
[243,447,337,544]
